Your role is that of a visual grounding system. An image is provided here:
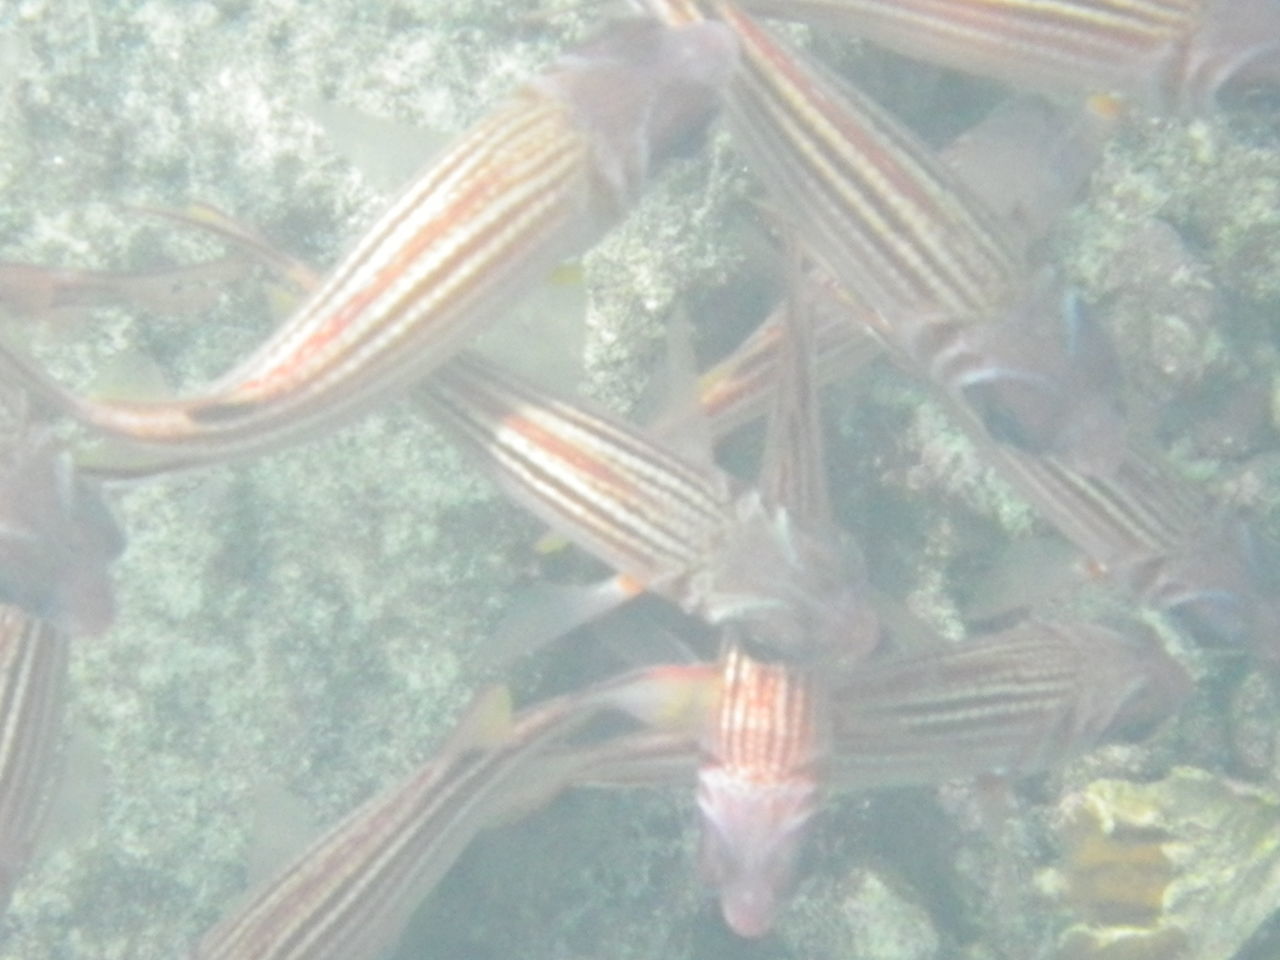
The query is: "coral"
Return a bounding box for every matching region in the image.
[1043,768,1280,960]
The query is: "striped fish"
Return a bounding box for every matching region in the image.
[0,18,736,477]
[715,3,1131,461]
[565,625,1151,942]
[828,619,1190,789]
[696,241,854,937]
[578,620,1189,795]
[707,0,1025,326]
[193,666,716,960]
[664,4,1133,471]
[736,0,1280,113]
[417,349,870,660]
[983,439,1280,650]
[419,350,738,604]
[572,619,1187,935]
[684,92,1111,443]
[517,599,1189,937]
[0,607,68,910]
[695,637,825,937]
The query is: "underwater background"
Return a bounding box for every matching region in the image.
[1,1,1280,958]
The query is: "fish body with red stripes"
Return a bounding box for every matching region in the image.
[662,1,1132,478]
[0,607,69,910]
[734,0,1280,112]
[418,348,872,662]
[0,18,737,477]
[694,638,825,937]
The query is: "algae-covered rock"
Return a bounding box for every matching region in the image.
[1043,767,1280,960]
[786,861,941,960]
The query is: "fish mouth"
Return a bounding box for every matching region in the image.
[720,880,781,939]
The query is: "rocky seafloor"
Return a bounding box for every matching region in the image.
[1,2,1279,958]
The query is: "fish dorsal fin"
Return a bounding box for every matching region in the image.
[127,202,321,295]
[301,98,453,194]
[640,306,717,471]
[490,574,645,667]
[760,238,830,527]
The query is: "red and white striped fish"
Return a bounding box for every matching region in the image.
[828,618,1190,788]
[0,607,69,910]
[582,619,1189,798]
[192,665,717,960]
[651,2,1131,476]
[417,347,873,662]
[693,241,853,938]
[0,18,737,477]
[736,0,1280,113]
[683,92,1112,442]
[694,637,824,937]
[574,615,1188,935]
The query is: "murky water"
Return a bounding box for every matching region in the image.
[1,2,1279,958]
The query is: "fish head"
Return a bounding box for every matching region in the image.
[1086,622,1193,742]
[956,280,1127,474]
[706,496,879,664]
[695,764,817,938]
[1184,0,1280,111]
[537,17,737,207]
[1150,516,1280,653]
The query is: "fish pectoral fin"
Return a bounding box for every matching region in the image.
[470,262,587,391]
[641,307,719,469]
[490,574,644,666]
[592,662,719,736]
[439,685,515,758]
